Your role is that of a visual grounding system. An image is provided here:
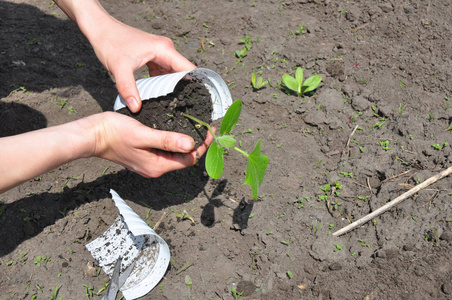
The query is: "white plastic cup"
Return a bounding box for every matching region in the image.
[113,68,233,120]
[86,190,170,300]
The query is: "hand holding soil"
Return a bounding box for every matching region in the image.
[89,112,213,178]
[0,112,212,193]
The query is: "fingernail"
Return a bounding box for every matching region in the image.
[177,136,194,152]
[126,97,139,113]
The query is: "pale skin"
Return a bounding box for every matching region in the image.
[0,113,214,193]
[0,0,212,193]
[54,0,196,112]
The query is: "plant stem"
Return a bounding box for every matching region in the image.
[182,113,217,141]
[183,113,250,158]
[232,146,249,157]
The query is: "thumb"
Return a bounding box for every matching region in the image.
[138,127,195,153]
[115,70,142,113]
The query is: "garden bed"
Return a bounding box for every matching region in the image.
[1,0,451,299]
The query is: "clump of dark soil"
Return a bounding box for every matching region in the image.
[117,80,212,146]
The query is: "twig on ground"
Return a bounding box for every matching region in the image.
[381,169,414,183]
[366,177,373,194]
[333,165,452,236]
[153,211,166,231]
[349,179,368,189]
[342,125,359,159]
[348,23,370,33]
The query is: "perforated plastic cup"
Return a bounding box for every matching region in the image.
[113,68,233,120]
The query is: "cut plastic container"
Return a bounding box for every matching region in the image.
[113,68,233,120]
[86,190,169,300]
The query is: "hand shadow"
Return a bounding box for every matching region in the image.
[0,1,117,111]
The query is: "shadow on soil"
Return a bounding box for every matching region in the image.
[0,102,47,137]
[0,164,210,256]
[0,2,116,111]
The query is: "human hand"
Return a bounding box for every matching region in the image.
[91,22,196,113]
[87,112,213,177]
[56,0,196,113]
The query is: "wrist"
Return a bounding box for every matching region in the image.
[64,114,101,160]
[56,0,114,44]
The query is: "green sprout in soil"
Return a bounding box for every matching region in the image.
[185,275,193,289]
[281,67,322,97]
[229,287,244,300]
[183,99,268,199]
[235,34,254,60]
[340,171,353,178]
[251,73,268,91]
[432,142,448,150]
[379,140,391,151]
[312,220,322,235]
[295,24,307,35]
[397,103,407,116]
[33,255,50,267]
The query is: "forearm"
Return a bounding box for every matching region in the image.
[55,0,116,45]
[0,117,96,193]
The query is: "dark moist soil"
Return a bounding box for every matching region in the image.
[116,80,212,146]
[1,1,452,300]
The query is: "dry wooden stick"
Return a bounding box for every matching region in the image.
[333,165,452,236]
[342,125,359,159]
[348,23,370,33]
[153,211,166,231]
[381,169,413,183]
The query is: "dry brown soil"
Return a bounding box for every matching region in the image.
[1,0,452,299]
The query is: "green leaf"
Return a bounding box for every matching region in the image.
[446,123,452,131]
[217,135,236,149]
[251,73,256,86]
[185,275,192,289]
[295,67,304,87]
[244,140,269,199]
[220,99,242,135]
[302,75,322,93]
[256,76,262,87]
[235,48,248,58]
[205,141,224,179]
[282,74,298,94]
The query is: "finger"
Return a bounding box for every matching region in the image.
[148,48,196,76]
[138,126,196,153]
[192,128,215,159]
[163,129,215,170]
[135,129,216,177]
[114,69,142,113]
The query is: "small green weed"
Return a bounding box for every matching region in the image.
[397,103,407,115]
[229,287,244,299]
[251,73,268,91]
[432,142,448,150]
[185,275,192,289]
[281,67,322,97]
[379,140,391,151]
[34,255,50,267]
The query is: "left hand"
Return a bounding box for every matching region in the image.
[87,112,212,178]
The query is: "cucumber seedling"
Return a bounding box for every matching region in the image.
[282,67,322,97]
[251,73,268,91]
[183,100,268,199]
